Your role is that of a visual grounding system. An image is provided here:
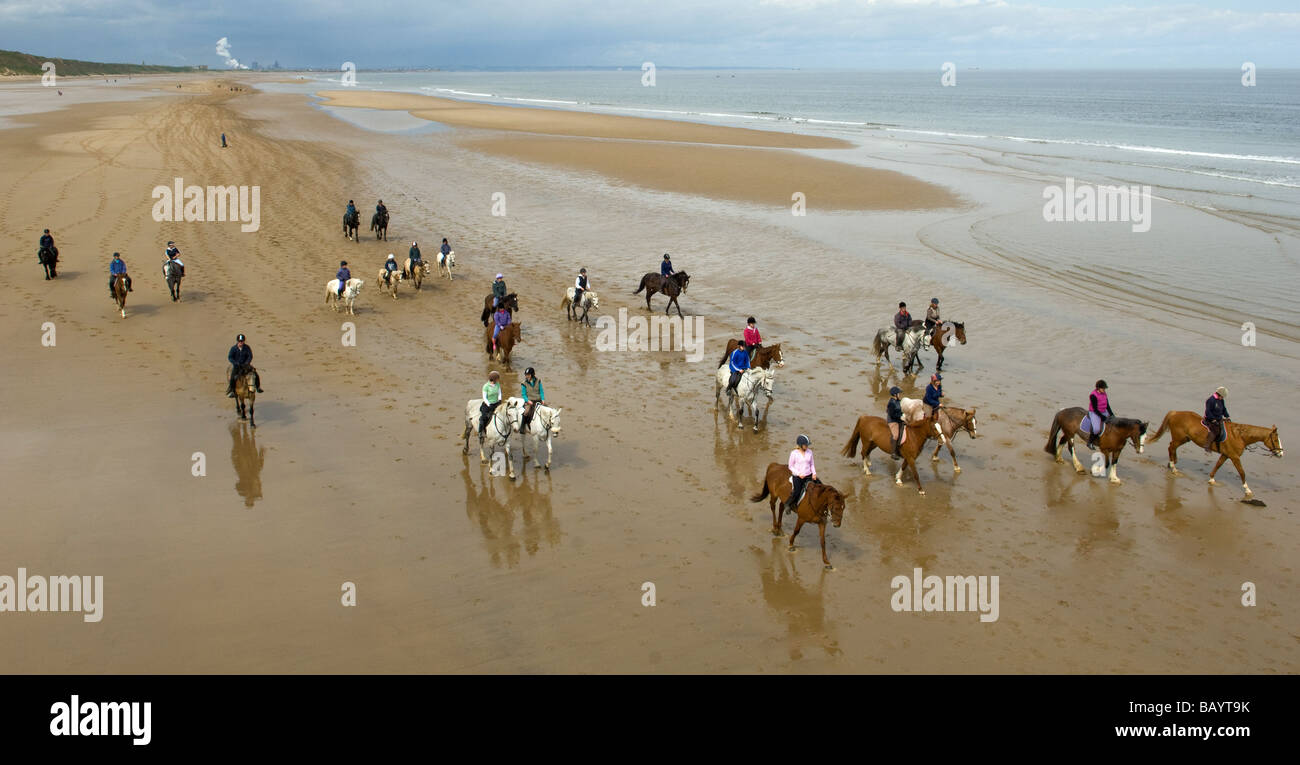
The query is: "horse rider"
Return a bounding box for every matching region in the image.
[574,267,590,307]
[345,199,357,222]
[743,316,763,357]
[39,228,55,257]
[923,298,941,343]
[108,252,132,297]
[492,304,512,353]
[923,373,944,422]
[1085,379,1114,450]
[894,302,912,351]
[408,241,422,269]
[164,241,185,277]
[492,273,507,308]
[887,386,905,460]
[478,371,503,436]
[784,434,819,512]
[1204,386,1230,453]
[520,367,545,433]
[726,343,751,395]
[336,260,351,296]
[661,253,675,277]
[226,333,264,397]
[383,253,399,286]
[375,199,388,221]
[440,238,452,261]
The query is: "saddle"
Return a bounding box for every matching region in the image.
[1201,418,1227,445]
[1080,416,1106,437]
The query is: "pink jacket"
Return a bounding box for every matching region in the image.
[744,326,762,345]
[788,448,816,478]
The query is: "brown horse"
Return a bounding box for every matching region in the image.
[370,210,389,241]
[633,271,690,317]
[1143,411,1283,499]
[111,273,128,318]
[486,322,522,366]
[480,293,519,326]
[929,405,978,473]
[232,366,257,428]
[750,463,846,569]
[717,340,785,370]
[927,321,966,372]
[343,210,360,242]
[1044,407,1147,484]
[39,245,58,279]
[842,415,940,494]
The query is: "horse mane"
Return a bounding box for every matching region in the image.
[1111,417,1145,431]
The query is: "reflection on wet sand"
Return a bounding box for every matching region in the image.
[230,422,266,507]
[751,543,841,659]
[461,458,562,568]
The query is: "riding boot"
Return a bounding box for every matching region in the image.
[254,372,264,393]
[126,276,133,292]
[890,438,901,460]
[1086,433,1098,450]
[226,379,236,398]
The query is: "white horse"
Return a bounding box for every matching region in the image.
[508,397,564,471]
[462,398,522,479]
[326,278,364,314]
[872,326,925,374]
[438,249,456,280]
[715,365,775,432]
[560,287,599,326]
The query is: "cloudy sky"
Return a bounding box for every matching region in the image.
[2,0,1298,69]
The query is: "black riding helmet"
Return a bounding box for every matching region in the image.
[890,386,901,396]
[236,333,245,342]
[796,434,810,447]
[525,367,535,377]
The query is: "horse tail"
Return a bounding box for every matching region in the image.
[872,331,885,358]
[559,295,570,309]
[717,346,731,368]
[1044,412,1062,454]
[1145,411,1172,444]
[842,423,862,458]
[633,275,647,294]
[749,477,770,503]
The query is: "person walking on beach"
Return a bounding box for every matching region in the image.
[924,298,941,343]
[743,317,763,357]
[221,133,227,148]
[108,252,132,297]
[784,435,818,512]
[520,367,545,433]
[1204,386,1230,453]
[661,253,675,277]
[887,386,905,460]
[226,333,264,397]
[492,273,507,308]
[1085,380,1113,450]
[574,267,590,309]
[726,343,750,395]
[923,373,943,422]
[894,302,912,351]
[336,260,351,296]
[478,371,503,436]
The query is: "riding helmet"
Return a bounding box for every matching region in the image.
[1095,380,1108,390]
[236,334,245,342]
[525,367,535,377]
[340,260,347,266]
[931,298,939,304]
[747,316,756,324]
[495,273,504,279]
[387,253,395,260]
[580,268,587,274]
[890,386,901,395]
[488,371,499,382]
[113,252,120,258]
[796,434,810,446]
[899,301,907,308]
[932,373,942,381]
[1216,386,1228,397]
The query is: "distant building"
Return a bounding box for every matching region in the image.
[251,61,260,71]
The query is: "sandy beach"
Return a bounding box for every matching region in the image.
[1,73,1296,674]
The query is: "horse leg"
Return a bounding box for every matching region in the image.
[1167,437,1183,475]
[673,296,683,319]
[908,455,925,495]
[769,495,782,536]
[505,440,515,480]
[645,290,653,312]
[248,397,255,429]
[1207,454,1228,487]
[862,438,875,475]
[544,434,552,472]
[1069,440,1086,474]
[787,518,805,552]
[1108,453,1120,484]
[1229,456,1251,498]
[462,422,472,455]
[819,523,831,569]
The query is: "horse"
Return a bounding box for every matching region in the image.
[929,405,979,473]
[232,365,257,428]
[403,258,428,290]
[714,365,775,431]
[841,415,941,494]
[481,293,519,326]
[111,273,128,318]
[716,340,785,370]
[343,210,360,242]
[370,210,389,241]
[872,323,926,374]
[377,267,401,300]
[163,259,183,302]
[1143,411,1283,499]
[38,245,58,279]
[326,278,364,315]
[927,321,966,372]
[508,397,564,472]
[561,287,599,326]
[437,249,456,280]
[749,464,846,569]
[1044,407,1148,484]
[486,322,522,366]
[633,271,689,317]
[462,397,521,479]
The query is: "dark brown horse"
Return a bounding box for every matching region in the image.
[750,463,846,569]
[717,340,785,370]
[39,245,58,279]
[1144,411,1283,500]
[232,365,257,428]
[486,322,522,366]
[370,209,389,241]
[1044,407,1147,484]
[480,293,519,326]
[633,271,690,317]
[927,321,966,372]
[842,415,939,494]
[343,210,360,242]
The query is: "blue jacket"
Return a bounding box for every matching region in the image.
[40,234,54,250]
[887,398,904,424]
[661,260,674,276]
[228,344,252,366]
[337,267,351,283]
[346,204,357,218]
[441,242,451,256]
[384,259,398,272]
[923,383,942,408]
[1205,395,1229,422]
[494,310,511,329]
[110,258,127,275]
[729,348,750,373]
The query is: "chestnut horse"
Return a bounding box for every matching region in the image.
[927,321,967,372]
[480,293,519,326]
[1143,411,1283,499]
[633,271,690,317]
[403,257,428,290]
[232,365,257,428]
[929,405,979,474]
[486,322,522,366]
[716,340,785,370]
[111,273,128,318]
[1044,407,1147,484]
[749,463,846,569]
[841,415,940,494]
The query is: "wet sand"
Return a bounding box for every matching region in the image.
[0,75,1296,674]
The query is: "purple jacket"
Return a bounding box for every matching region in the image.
[494,310,511,329]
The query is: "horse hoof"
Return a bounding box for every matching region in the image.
[824,565,834,571]
[787,546,796,553]
[1055,458,1064,464]
[1207,478,1217,486]
[1075,468,1087,475]
[918,490,926,496]
[953,466,961,474]
[771,529,782,537]
[543,465,550,473]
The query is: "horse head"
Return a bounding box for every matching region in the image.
[815,485,845,527]
[545,406,562,436]
[768,343,785,368]
[760,366,776,396]
[1266,426,1283,457]
[1133,420,1149,453]
[963,408,978,438]
[951,322,967,345]
[676,272,690,290]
